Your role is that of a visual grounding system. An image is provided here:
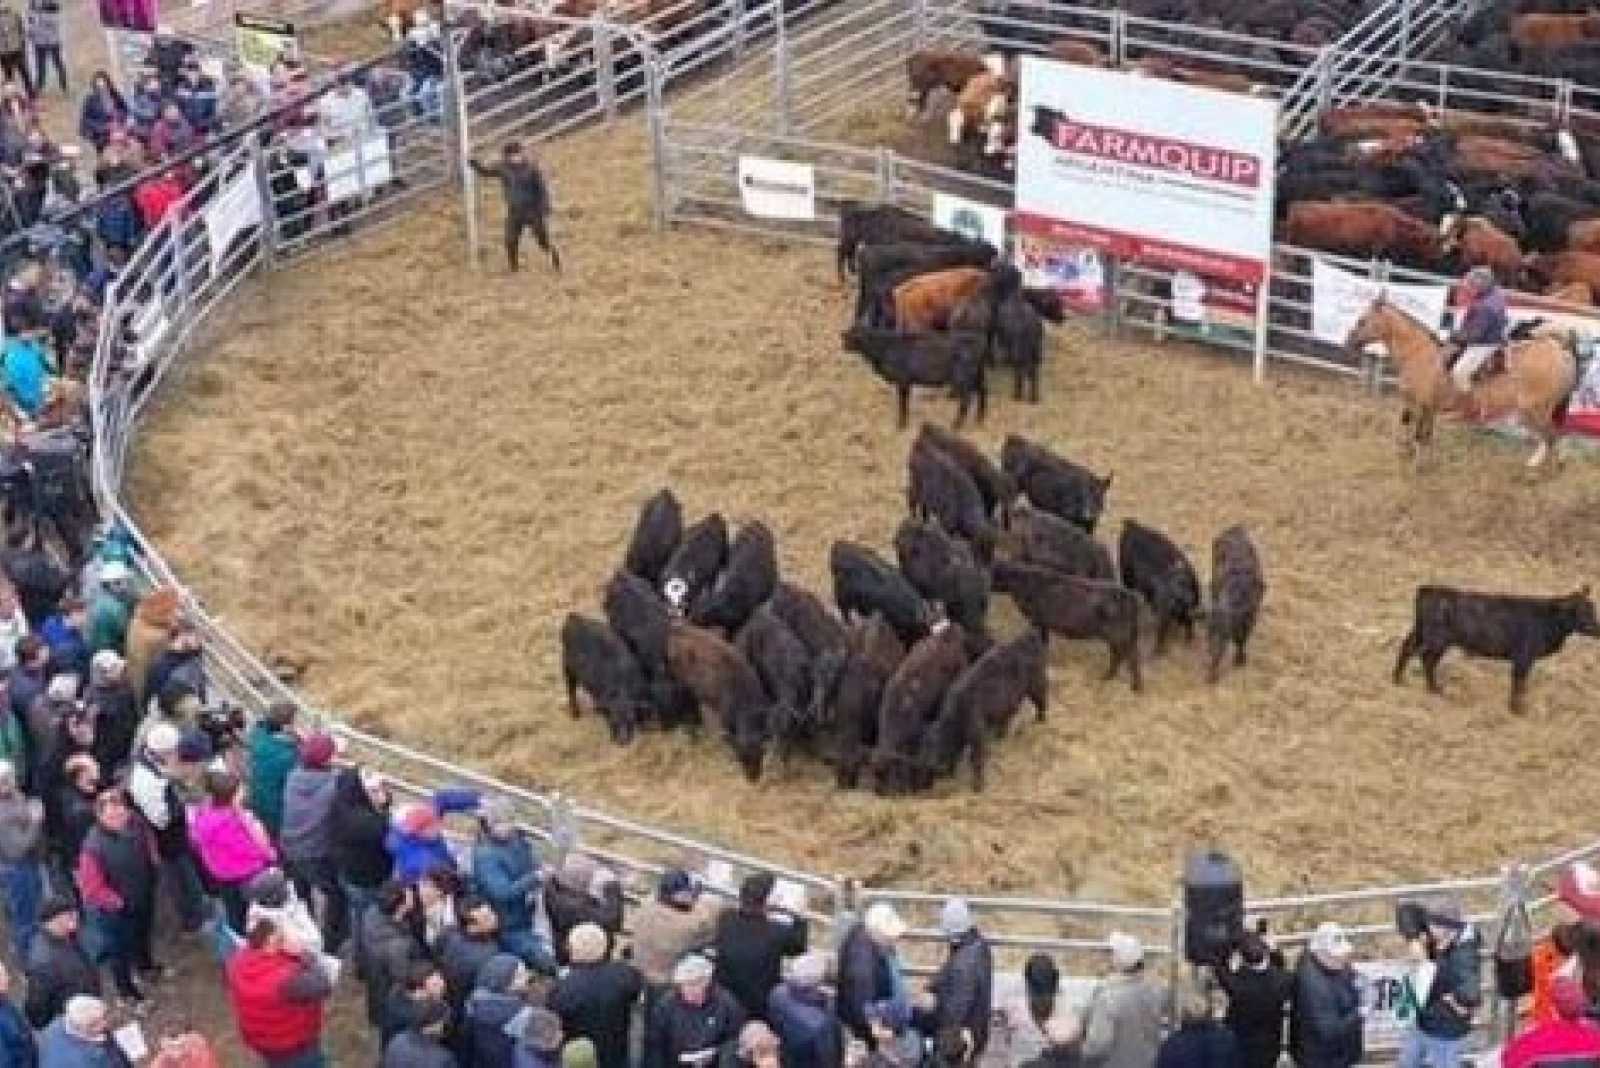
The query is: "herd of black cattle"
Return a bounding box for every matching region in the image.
[560,423,1269,793]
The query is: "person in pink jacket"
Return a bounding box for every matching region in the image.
[1503,978,1600,1068]
[190,769,276,934]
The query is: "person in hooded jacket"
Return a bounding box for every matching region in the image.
[384,995,458,1068]
[464,953,529,1068]
[1289,924,1362,1068]
[383,961,448,1050]
[837,903,909,1049]
[386,789,481,884]
[1214,934,1292,1068]
[1155,985,1237,1068]
[362,879,429,1031]
[767,951,842,1068]
[547,922,642,1068]
[545,852,623,968]
[279,732,346,953]
[332,765,393,965]
[24,895,98,1030]
[715,872,809,1021]
[645,954,746,1068]
[245,703,300,840]
[472,798,552,974]
[921,898,993,1060]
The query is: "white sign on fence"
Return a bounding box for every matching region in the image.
[1353,959,1420,1048]
[736,156,815,221]
[203,165,264,274]
[933,192,1007,251]
[326,134,394,203]
[1310,259,1450,346]
[1014,58,1278,284]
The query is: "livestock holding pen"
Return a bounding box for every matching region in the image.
[86,0,1600,1058]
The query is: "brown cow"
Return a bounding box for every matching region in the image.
[949,69,1011,146]
[666,623,769,781]
[892,267,988,331]
[1320,102,1429,140]
[1443,216,1523,282]
[1451,136,1578,181]
[992,559,1143,690]
[1526,250,1600,292]
[1510,12,1600,51]
[871,622,968,795]
[1047,38,1107,66]
[1284,200,1443,263]
[906,49,992,114]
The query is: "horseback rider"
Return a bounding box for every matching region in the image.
[1446,266,1508,390]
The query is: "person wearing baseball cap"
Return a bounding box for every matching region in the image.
[1290,922,1363,1068]
[280,731,347,953]
[1503,976,1600,1068]
[1402,900,1481,1068]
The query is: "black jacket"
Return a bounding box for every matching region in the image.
[644,985,747,1068]
[544,879,624,966]
[1216,961,1292,1068]
[361,907,427,1029]
[549,960,644,1068]
[768,981,843,1068]
[23,929,100,1028]
[84,679,137,774]
[715,908,809,1019]
[1156,1021,1239,1068]
[836,922,896,1045]
[383,1028,459,1068]
[470,157,550,217]
[438,928,499,1013]
[1289,953,1363,1068]
[332,768,393,889]
[1416,929,1482,1040]
[465,988,524,1068]
[930,929,993,1055]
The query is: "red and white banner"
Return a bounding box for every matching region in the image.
[1014,59,1278,284]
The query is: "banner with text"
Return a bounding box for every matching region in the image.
[1310,259,1450,346]
[737,156,815,221]
[933,192,1008,252]
[1015,59,1278,285]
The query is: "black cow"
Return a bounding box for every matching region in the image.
[827,614,905,789]
[1393,584,1600,712]
[916,423,1017,524]
[560,613,650,744]
[661,513,729,617]
[1207,525,1265,684]
[993,559,1142,690]
[602,570,697,727]
[736,604,816,758]
[855,241,998,327]
[767,581,851,723]
[995,289,1052,403]
[908,436,999,562]
[892,517,991,637]
[1007,502,1116,581]
[842,326,987,430]
[872,622,968,796]
[942,630,1048,739]
[829,540,932,647]
[1523,191,1600,253]
[1000,435,1113,533]
[622,488,682,587]
[1119,520,1202,654]
[690,521,777,634]
[835,201,977,281]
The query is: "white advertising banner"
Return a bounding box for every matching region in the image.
[1310,258,1450,346]
[203,165,263,274]
[737,156,815,221]
[1014,58,1278,283]
[933,192,1008,251]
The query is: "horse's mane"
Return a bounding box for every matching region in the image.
[1369,296,1441,342]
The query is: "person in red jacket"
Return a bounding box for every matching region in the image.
[132,169,185,230]
[1503,977,1600,1068]
[226,913,335,1068]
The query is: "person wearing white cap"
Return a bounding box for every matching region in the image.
[127,718,206,933]
[644,953,747,1068]
[837,902,909,1049]
[1400,901,1480,1068]
[1289,922,1363,1068]
[919,897,994,1059]
[768,951,843,1068]
[1082,932,1166,1068]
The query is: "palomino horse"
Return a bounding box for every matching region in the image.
[1343,296,1578,470]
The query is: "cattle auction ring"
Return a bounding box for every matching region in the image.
[129,116,1600,904]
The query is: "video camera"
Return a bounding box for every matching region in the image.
[196,701,247,751]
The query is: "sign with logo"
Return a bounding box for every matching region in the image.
[1353,960,1422,1049]
[1016,228,1106,313]
[235,13,297,80]
[1310,259,1451,347]
[933,192,1007,252]
[737,156,815,221]
[1015,59,1278,284]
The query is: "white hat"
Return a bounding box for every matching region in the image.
[940,897,974,938]
[46,674,78,701]
[1310,922,1353,960]
[99,561,131,585]
[673,954,714,985]
[1108,931,1144,971]
[146,722,180,754]
[864,902,907,942]
[90,650,124,676]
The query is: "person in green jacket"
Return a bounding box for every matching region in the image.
[246,702,301,839]
[84,562,135,658]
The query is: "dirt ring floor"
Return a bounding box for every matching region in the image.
[127,114,1600,906]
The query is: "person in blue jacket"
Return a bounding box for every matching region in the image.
[385,787,481,884]
[2,328,52,418]
[472,797,555,975]
[0,961,37,1067]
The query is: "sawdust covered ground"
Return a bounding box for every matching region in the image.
[126,113,1600,905]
